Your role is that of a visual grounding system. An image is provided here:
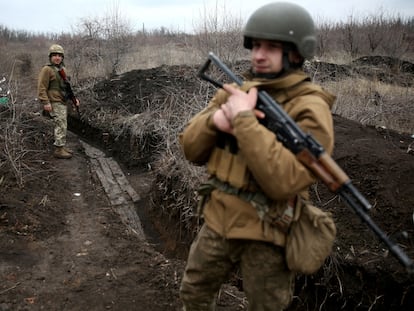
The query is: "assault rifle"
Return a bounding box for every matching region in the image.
[57,67,80,117]
[198,52,414,272]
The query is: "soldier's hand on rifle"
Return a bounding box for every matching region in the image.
[43,103,52,112]
[213,84,265,135]
[212,108,233,133]
[222,84,265,121]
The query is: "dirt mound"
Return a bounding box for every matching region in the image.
[92,64,200,112]
[304,56,414,86]
[352,55,414,74]
[305,61,352,82]
[351,56,414,86]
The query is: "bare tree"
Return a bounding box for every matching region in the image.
[191,0,245,64]
[364,12,386,53]
[341,14,360,58]
[315,17,333,58]
[64,1,133,79]
[101,1,133,76]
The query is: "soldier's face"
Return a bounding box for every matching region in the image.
[250,39,283,74]
[50,53,63,65]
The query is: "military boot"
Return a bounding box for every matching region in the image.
[63,146,73,154]
[54,146,72,159]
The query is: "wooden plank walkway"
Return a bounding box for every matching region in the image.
[80,140,145,240]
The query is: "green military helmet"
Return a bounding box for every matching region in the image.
[49,44,64,57]
[243,2,316,60]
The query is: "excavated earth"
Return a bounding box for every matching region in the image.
[1,56,414,310]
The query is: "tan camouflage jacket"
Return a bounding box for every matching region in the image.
[37,64,65,105]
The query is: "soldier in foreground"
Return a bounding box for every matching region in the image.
[38,44,80,159]
[179,2,336,310]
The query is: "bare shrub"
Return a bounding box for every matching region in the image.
[0,73,50,188]
[318,12,413,61]
[149,88,209,233]
[379,16,413,58]
[15,52,33,77]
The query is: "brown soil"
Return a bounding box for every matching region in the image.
[1,57,414,310]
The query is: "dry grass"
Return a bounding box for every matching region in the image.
[139,85,211,236]
[121,43,203,72]
[0,95,52,188]
[324,78,413,134]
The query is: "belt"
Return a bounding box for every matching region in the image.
[198,177,294,232]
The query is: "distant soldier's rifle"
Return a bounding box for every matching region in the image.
[198,52,414,272]
[57,67,80,117]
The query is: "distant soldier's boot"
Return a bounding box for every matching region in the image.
[63,146,73,154]
[54,146,72,159]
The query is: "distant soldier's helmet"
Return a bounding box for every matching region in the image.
[49,44,64,57]
[243,2,316,60]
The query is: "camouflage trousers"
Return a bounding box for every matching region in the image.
[180,224,294,311]
[50,102,68,147]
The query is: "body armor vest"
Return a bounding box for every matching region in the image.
[206,72,323,190]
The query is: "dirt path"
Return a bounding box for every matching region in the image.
[0,132,183,310]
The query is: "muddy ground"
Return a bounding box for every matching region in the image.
[1,57,414,310]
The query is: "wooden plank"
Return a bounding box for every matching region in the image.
[116,204,145,240]
[80,140,106,158]
[94,166,127,206]
[106,159,141,202]
[79,140,145,239]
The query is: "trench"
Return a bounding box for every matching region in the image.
[68,115,414,311]
[67,115,190,260]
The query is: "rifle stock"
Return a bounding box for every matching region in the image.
[198,52,414,272]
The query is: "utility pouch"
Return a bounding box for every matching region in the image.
[285,200,336,274]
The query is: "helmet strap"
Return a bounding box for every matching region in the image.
[249,69,282,79]
[282,51,291,72]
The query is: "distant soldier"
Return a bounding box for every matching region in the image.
[38,44,79,159]
[179,2,336,310]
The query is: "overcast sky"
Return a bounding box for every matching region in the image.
[2,0,413,34]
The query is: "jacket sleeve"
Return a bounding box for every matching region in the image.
[232,94,334,200]
[178,89,229,165]
[37,66,50,104]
